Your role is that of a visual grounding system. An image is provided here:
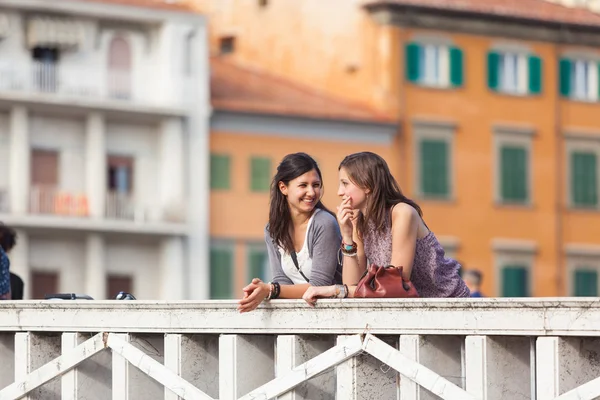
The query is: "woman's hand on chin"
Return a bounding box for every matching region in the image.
[302,285,336,307]
[238,278,270,313]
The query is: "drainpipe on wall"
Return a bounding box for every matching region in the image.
[554,39,564,296]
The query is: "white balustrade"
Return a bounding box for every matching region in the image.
[0,298,600,399]
[0,61,189,108]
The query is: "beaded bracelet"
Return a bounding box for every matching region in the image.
[271,282,281,299]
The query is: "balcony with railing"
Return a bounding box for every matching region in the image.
[0,61,189,109]
[29,185,89,217]
[0,299,599,399]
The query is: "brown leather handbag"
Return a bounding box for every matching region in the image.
[354,265,419,298]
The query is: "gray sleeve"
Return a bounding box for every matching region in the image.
[307,211,342,286]
[264,227,294,285]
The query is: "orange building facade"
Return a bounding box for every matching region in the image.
[201,0,600,298]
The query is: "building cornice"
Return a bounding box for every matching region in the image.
[367,4,600,47]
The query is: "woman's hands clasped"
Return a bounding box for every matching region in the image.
[238,278,270,313]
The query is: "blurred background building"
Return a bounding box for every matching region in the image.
[4,0,600,300]
[0,0,210,300]
[198,0,600,299]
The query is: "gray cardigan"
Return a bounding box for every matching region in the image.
[265,210,343,286]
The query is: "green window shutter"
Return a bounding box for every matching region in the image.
[250,157,271,192]
[420,139,449,197]
[528,55,542,95]
[210,154,230,190]
[500,146,528,203]
[574,269,598,296]
[210,247,233,299]
[487,51,500,91]
[248,247,268,282]
[559,58,572,97]
[502,265,528,297]
[571,152,598,207]
[449,47,464,87]
[405,42,421,83]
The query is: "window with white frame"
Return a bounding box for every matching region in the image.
[560,58,599,102]
[567,249,600,296]
[566,138,600,209]
[405,42,463,88]
[487,50,542,95]
[493,241,536,297]
[499,52,527,94]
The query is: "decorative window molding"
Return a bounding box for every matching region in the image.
[492,239,536,297]
[566,248,600,296]
[412,119,456,200]
[405,41,463,89]
[565,137,600,209]
[493,126,535,205]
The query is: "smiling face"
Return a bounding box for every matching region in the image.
[337,167,369,212]
[279,169,322,215]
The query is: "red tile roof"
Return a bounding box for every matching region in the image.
[365,0,600,28]
[80,0,195,11]
[210,57,396,124]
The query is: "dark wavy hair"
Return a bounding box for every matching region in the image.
[0,223,17,252]
[268,153,333,254]
[339,152,422,237]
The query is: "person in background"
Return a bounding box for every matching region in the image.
[463,269,484,298]
[10,272,24,300]
[0,223,17,300]
[238,152,343,312]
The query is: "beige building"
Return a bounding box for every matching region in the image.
[0,0,210,299]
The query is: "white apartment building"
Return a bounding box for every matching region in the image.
[0,0,210,300]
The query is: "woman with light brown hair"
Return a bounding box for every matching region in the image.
[303,152,469,305]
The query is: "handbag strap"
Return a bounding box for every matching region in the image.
[290,252,310,283]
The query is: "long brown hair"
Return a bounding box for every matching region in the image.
[268,153,333,254]
[339,152,422,237]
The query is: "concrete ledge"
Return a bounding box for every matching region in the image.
[1,298,600,336]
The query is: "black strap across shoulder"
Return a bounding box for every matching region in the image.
[290,251,310,283]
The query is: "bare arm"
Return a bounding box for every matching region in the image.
[389,203,420,280]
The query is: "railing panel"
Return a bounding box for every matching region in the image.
[337,334,400,400]
[165,333,219,400]
[400,335,465,400]
[61,332,111,400]
[466,335,531,400]
[219,335,275,399]
[16,332,62,400]
[0,333,14,390]
[276,335,336,400]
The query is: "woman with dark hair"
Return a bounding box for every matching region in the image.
[302,151,469,305]
[0,223,17,300]
[238,153,343,312]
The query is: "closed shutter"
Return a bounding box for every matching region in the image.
[449,47,463,87]
[210,154,230,190]
[502,265,528,297]
[528,55,542,95]
[405,42,421,83]
[559,58,572,97]
[500,146,527,202]
[210,247,233,299]
[574,269,598,296]
[487,51,500,91]
[106,274,133,300]
[420,140,449,197]
[250,157,271,192]
[31,270,59,300]
[31,149,59,185]
[571,151,597,207]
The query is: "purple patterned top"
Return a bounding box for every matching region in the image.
[362,213,470,298]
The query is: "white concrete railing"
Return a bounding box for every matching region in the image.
[0,61,189,108]
[0,299,600,399]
